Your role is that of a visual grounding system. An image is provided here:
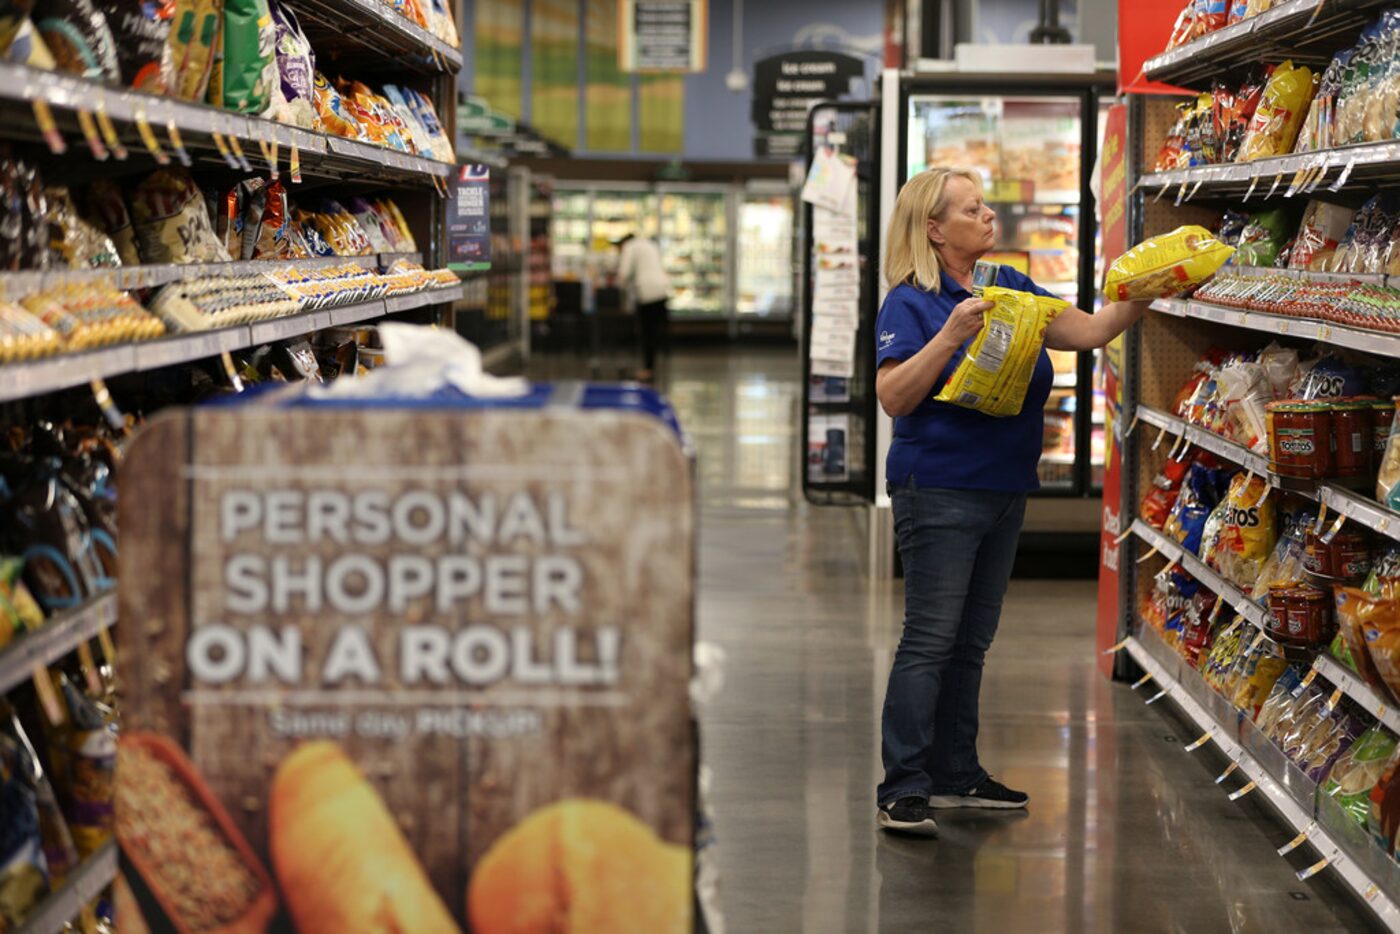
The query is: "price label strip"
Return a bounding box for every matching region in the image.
[167,120,192,166]
[289,143,302,184]
[31,99,66,155]
[1323,686,1344,716]
[1300,665,1320,689]
[211,132,241,169]
[1131,672,1154,690]
[1102,638,1129,656]
[1284,167,1308,198]
[76,109,108,161]
[1267,172,1284,198]
[1144,687,1169,705]
[1243,175,1260,202]
[1296,855,1331,881]
[1184,731,1212,752]
[1320,511,1347,545]
[134,109,170,165]
[1278,821,1316,856]
[1215,761,1240,785]
[1152,426,1168,451]
[1329,157,1356,192]
[1227,779,1258,801]
[1175,182,1189,207]
[227,133,253,173]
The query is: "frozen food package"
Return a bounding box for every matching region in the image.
[1104,225,1235,301]
[32,0,118,82]
[269,0,314,128]
[84,179,139,266]
[1289,199,1353,271]
[1238,60,1316,162]
[130,168,231,264]
[98,0,171,90]
[166,0,221,101]
[220,0,274,112]
[933,287,1068,418]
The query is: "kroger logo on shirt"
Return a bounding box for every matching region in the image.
[878,330,896,350]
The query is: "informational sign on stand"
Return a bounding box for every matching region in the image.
[803,147,859,380]
[117,407,696,932]
[447,163,492,273]
[1096,103,1129,677]
[618,0,708,72]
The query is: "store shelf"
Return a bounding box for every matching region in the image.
[1313,655,1400,736]
[0,284,462,402]
[1149,297,1400,360]
[16,841,117,934]
[287,0,462,72]
[1131,519,1270,631]
[1135,403,1274,476]
[1143,0,1391,87]
[1124,634,1400,930]
[1317,485,1400,545]
[0,594,117,696]
[1140,137,1400,201]
[0,65,451,184]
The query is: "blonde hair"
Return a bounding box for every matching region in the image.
[883,167,982,293]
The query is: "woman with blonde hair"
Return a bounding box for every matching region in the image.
[875,167,1149,835]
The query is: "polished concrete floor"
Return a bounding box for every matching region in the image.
[529,346,1380,934]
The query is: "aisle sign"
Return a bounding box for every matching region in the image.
[117,406,697,932]
[1096,103,1129,678]
[751,51,865,159]
[619,0,708,72]
[448,164,491,273]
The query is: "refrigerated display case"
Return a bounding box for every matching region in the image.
[902,73,1114,495]
[528,176,554,321]
[738,181,797,318]
[656,184,731,318]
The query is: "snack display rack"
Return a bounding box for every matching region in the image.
[1114,5,1400,924]
[0,0,462,924]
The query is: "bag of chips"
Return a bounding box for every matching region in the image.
[84,180,139,266]
[1323,727,1399,827]
[1215,472,1276,588]
[269,0,314,128]
[98,0,171,90]
[1104,226,1234,302]
[1239,60,1316,161]
[44,187,121,269]
[1234,209,1292,268]
[130,168,231,264]
[243,178,292,259]
[1289,199,1353,271]
[32,0,118,82]
[166,0,220,100]
[313,70,364,139]
[933,286,1067,418]
[220,0,274,112]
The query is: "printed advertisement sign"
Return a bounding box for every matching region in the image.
[117,408,696,932]
[618,0,707,72]
[448,164,492,273]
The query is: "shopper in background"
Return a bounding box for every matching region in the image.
[616,232,671,382]
[873,167,1150,836]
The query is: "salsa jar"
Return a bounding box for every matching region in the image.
[1375,398,1398,471]
[1303,525,1373,580]
[1268,402,1333,479]
[1332,399,1374,479]
[1266,584,1293,643]
[1283,584,1335,648]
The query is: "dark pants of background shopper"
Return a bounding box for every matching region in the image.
[637,299,669,373]
[877,484,1026,804]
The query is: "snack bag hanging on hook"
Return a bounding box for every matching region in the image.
[934,286,1068,418]
[1104,225,1235,302]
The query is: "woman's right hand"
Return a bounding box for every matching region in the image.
[938,298,993,347]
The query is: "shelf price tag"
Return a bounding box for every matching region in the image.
[1243,175,1260,202]
[1131,672,1153,690]
[1184,731,1212,752]
[1114,526,1134,546]
[1187,179,1204,201]
[1315,500,1329,534]
[1215,761,1239,784]
[1330,157,1356,192]
[1101,638,1129,656]
[32,666,63,726]
[1323,686,1344,716]
[1284,167,1308,198]
[289,143,302,184]
[1296,855,1331,881]
[166,120,192,167]
[227,133,253,173]
[1227,779,1258,801]
[94,100,127,160]
[1175,181,1189,206]
[1267,172,1284,198]
[219,351,244,393]
[1152,426,1168,451]
[211,132,240,169]
[1300,665,1320,689]
[30,99,65,155]
[1155,181,1171,202]
[1278,821,1316,856]
[133,108,169,165]
[1144,687,1169,705]
[1364,883,1381,903]
[258,138,279,179]
[1321,511,1347,545]
[75,109,107,161]
[1136,545,1160,564]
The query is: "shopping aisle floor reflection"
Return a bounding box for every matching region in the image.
[530,347,1379,934]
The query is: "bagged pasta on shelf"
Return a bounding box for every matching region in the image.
[32,0,119,82]
[44,187,121,269]
[1289,199,1353,271]
[1104,225,1234,301]
[98,0,171,91]
[933,286,1067,417]
[130,168,231,264]
[1238,60,1316,161]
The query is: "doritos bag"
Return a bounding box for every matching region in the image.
[1105,225,1235,302]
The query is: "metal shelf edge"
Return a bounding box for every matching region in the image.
[1132,520,1269,630]
[1313,655,1400,736]
[0,594,117,697]
[15,841,118,934]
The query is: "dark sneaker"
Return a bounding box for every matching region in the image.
[877,796,939,835]
[927,777,1029,810]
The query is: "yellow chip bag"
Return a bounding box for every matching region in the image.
[1104,225,1234,302]
[1240,60,1316,162]
[934,286,1067,418]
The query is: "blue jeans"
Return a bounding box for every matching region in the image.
[878,485,1027,804]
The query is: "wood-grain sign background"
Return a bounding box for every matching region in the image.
[117,406,696,932]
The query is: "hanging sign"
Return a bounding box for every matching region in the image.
[751,51,865,159]
[117,405,697,932]
[619,0,708,72]
[448,164,492,273]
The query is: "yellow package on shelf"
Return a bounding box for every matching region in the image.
[1104,225,1235,302]
[934,286,1068,418]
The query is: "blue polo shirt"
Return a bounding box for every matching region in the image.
[876,270,1057,492]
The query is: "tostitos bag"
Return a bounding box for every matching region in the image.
[1104,225,1235,302]
[934,286,1068,417]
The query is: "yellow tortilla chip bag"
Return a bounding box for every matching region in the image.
[934,286,1067,417]
[1104,225,1234,302]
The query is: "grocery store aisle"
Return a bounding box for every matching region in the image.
[626,347,1380,934]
